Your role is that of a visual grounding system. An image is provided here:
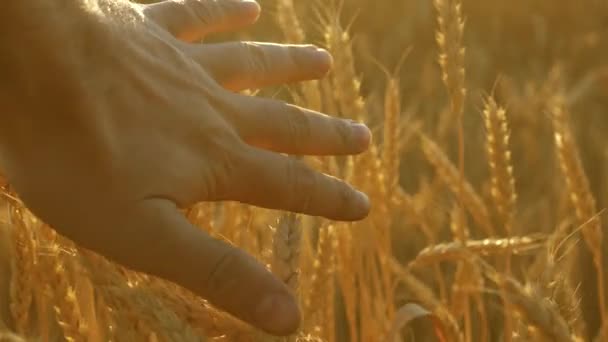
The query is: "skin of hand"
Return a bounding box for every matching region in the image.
[0,0,371,336]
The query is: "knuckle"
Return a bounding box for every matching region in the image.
[187,0,221,27]
[333,119,353,149]
[285,44,303,66]
[288,44,314,65]
[239,42,270,81]
[284,104,312,152]
[207,138,246,200]
[193,118,245,200]
[286,158,316,213]
[204,244,245,298]
[337,180,354,212]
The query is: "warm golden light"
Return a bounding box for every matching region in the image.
[2,0,608,341]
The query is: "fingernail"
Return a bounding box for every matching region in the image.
[299,47,333,75]
[314,48,333,69]
[254,293,300,334]
[350,122,372,151]
[236,0,261,18]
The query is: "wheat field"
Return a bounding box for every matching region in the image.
[3,0,608,341]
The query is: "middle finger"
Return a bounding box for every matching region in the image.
[223,94,372,155]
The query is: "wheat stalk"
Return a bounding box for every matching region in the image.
[304,225,336,341]
[421,135,495,236]
[7,206,35,336]
[391,258,463,342]
[551,94,607,325]
[409,234,546,268]
[484,265,572,342]
[276,0,305,44]
[318,1,366,121]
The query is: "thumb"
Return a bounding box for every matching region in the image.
[88,198,300,335]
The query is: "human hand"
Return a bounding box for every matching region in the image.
[0,0,371,335]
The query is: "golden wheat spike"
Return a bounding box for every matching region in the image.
[483,96,517,235]
[276,0,305,44]
[46,243,88,342]
[7,207,35,336]
[434,0,466,120]
[551,94,607,325]
[409,234,546,268]
[483,265,573,342]
[271,213,301,294]
[318,2,366,121]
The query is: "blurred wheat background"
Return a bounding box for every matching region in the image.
[3,0,608,341]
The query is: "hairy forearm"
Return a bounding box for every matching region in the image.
[0,0,110,160]
[0,0,140,103]
[0,1,101,90]
[1,0,95,59]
